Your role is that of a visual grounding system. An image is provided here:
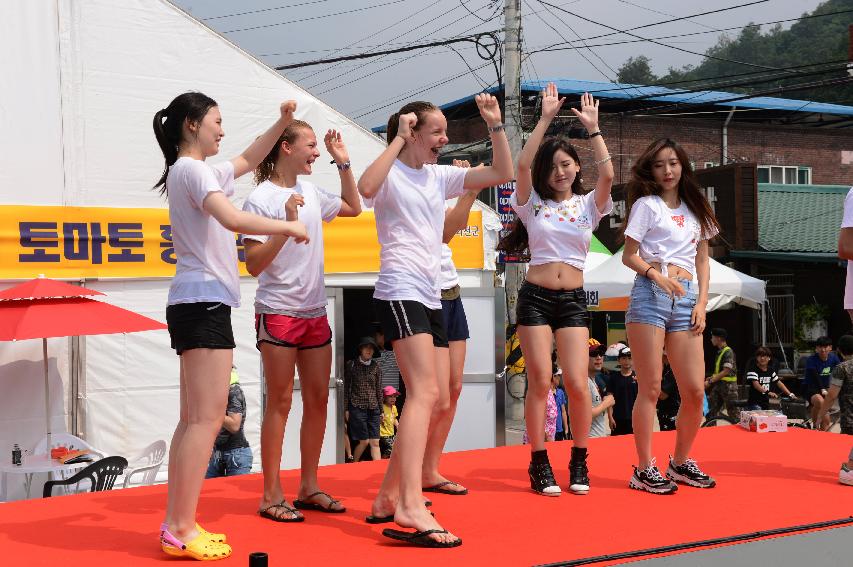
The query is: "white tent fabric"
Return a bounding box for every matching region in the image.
[584,249,767,311]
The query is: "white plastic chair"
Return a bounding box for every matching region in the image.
[122,440,167,488]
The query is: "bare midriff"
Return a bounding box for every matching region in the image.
[648,262,693,281]
[526,262,584,291]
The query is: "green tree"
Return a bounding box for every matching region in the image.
[616,55,658,84]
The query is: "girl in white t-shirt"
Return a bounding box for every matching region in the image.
[153,92,308,561]
[357,94,512,548]
[502,83,614,497]
[621,138,721,495]
[242,120,361,522]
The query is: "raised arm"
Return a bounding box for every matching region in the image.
[325,129,361,217]
[243,194,303,276]
[571,92,614,213]
[515,83,565,206]
[203,191,308,241]
[461,94,514,190]
[443,159,481,243]
[231,101,297,178]
[358,114,414,200]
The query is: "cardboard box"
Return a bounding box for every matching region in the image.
[739,410,787,433]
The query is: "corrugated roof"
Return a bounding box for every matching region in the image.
[758,183,849,253]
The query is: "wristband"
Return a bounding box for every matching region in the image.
[588,130,602,138]
[644,266,653,278]
[334,160,351,171]
[488,123,505,133]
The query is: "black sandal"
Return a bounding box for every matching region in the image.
[258,501,304,523]
[292,491,346,513]
[422,480,468,496]
[382,528,462,548]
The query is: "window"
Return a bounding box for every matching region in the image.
[704,161,718,169]
[757,165,811,185]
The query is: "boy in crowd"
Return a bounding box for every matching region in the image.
[804,336,840,430]
[609,347,637,436]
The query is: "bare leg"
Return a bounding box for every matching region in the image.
[627,323,666,468]
[554,327,591,448]
[518,324,555,452]
[422,341,467,492]
[370,334,458,545]
[295,344,343,510]
[167,348,231,541]
[368,438,381,461]
[665,331,706,464]
[258,343,300,519]
[165,355,189,527]
[352,439,369,462]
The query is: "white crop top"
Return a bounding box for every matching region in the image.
[624,195,718,277]
[509,189,612,270]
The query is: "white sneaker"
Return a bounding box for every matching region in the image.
[840,463,853,486]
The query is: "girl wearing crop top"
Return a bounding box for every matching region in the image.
[502,83,614,497]
[153,93,308,561]
[243,120,362,522]
[357,95,512,547]
[622,138,721,495]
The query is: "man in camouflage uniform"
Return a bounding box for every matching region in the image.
[817,334,853,486]
[705,328,739,420]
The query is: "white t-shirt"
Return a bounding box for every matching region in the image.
[509,189,612,270]
[366,161,467,309]
[242,179,341,313]
[166,157,239,307]
[624,195,718,278]
[439,244,459,290]
[843,188,853,309]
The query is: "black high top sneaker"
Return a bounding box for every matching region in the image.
[666,456,716,488]
[629,458,678,494]
[568,446,590,494]
[528,450,561,496]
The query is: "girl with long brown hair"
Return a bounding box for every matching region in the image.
[621,138,720,494]
[502,83,614,497]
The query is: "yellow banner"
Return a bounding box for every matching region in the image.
[0,205,483,279]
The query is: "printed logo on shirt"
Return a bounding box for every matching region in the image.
[576,213,591,230]
[671,215,685,228]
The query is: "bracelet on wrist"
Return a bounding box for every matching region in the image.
[588,130,602,138]
[644,266,654,278]
[488,123,505,133]
[593,154,612,166]
[331,160,351,171]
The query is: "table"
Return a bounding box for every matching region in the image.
[0,454,92,501]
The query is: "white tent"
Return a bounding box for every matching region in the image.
[584,249,767,311]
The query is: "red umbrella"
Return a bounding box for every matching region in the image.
[0,278,167,451]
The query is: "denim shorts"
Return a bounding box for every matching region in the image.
[625,275,697,333]
[206,446,253,478]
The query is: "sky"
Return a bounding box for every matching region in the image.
[172,0,829,127]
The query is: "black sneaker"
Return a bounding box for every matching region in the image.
[666,456,716,488]
[568,452,590,494]
[629,458,678,494]
[529,461,561,496]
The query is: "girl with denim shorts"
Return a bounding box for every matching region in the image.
[153,94,308,560]
[501,83,614,497]
[621,138,721,495]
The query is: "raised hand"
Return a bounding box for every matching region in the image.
[287,220,310,244]
[280,100,297,123]
[324,129,349,164]
[396,112,417,143]
[284,193,304,221]
[452,159,471,168]
[541,82,565,121]
[475,93,503,127]
[570,92,599,133]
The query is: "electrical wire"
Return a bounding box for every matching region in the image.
[201,0,332,21]
[221,0,411,34]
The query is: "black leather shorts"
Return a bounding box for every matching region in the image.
[516,281,590,330]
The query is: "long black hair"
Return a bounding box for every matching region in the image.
[498,136,585,254]
[152,92,218,195]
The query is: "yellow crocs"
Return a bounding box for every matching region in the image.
[160,528,232,561]
[196,523,226,544]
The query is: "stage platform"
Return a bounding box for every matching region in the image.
[0,427,850,566]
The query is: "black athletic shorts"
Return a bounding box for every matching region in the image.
[374,299,449,348]
[166,302,236,355]
[516,281,590,330]
[440,292,470,343]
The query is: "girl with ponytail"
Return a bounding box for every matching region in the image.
[242,120,361,522]
[357,94,513,548]
[153,92,308,561]
[503,83,614,498]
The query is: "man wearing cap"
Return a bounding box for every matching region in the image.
[705,328,739,420]
[344,337,383,462]
[609,346,638,436]
[804,336,840,430]
[588,341,614,433]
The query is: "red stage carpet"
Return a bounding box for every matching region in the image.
[0,428,850,566]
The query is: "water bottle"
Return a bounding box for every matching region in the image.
[248,552,268,567]
[12,444,22,466]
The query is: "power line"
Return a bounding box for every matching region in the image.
[537,0,778,71]
[201,0,332,21]
[615,0,724,33]
[221,0,411,34]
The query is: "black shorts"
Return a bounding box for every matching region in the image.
[374,299,449,348]
[516,281,590,330]
[166,302,236,355]
[348,406,381,441]
[441,294,470,343]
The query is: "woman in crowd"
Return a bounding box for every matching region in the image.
[357,93,512,547]
[243,120,361,521]
[502,83,614,497]
[153,93,307,560]
[622,138,720,494]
